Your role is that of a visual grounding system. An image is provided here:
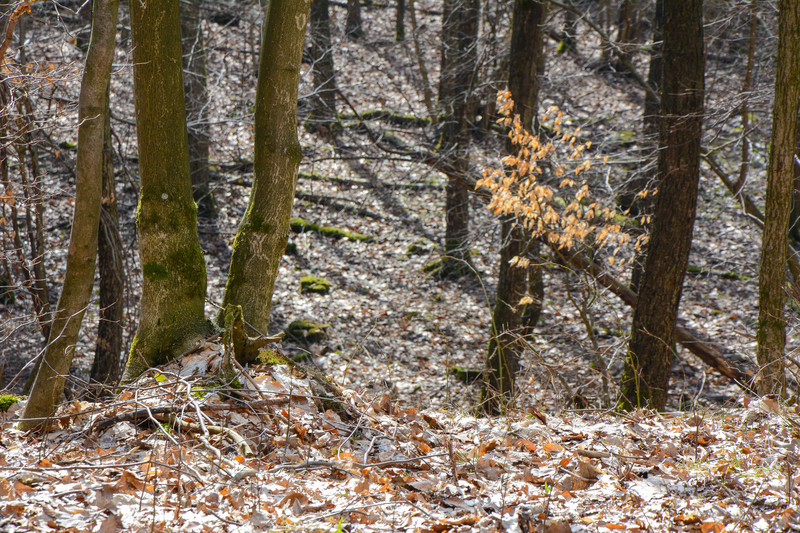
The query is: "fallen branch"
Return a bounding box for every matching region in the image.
[702,151,800,282]
[91,399,288,432]
[554,247,754,392]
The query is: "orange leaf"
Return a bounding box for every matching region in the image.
[543,442,563,453]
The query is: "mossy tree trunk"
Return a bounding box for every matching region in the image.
[308,0,337,133]
[20,0,119,430]
[91,86,124,389]
[619,0,704,411]
[345,0,364,39]
[756,0,800,397]
[122,0,212,382]
[181,0,214,218]
[482,0,546,414]
[219,0,310,335]
[437,0,479,280]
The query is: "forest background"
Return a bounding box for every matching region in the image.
[0,0,799,531]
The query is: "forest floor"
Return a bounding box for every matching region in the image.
[1,1,799,531]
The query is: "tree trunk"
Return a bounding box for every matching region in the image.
[619,0,704,411]
[789,107,800,246]
[345,0,363,39]
[613,0,642,70]
[755,0,800,397]
[181,0,214,218]
[91,90,124,391]
[218,0,310,335]
[395,0,405,41]
[483,0,546,414]
[122,0,212,383]
[436,0,479,280]
[626,0,662,291]
[308,0,337,133]
[19,0,119,430]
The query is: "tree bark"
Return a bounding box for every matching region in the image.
[619,0,704,411]
[122,0,212,382]
[755,0,800,397]
[395,0,405,41]
[308,0,337,133]
[626,0,662,291]
[91,87,124,390]
[436,0,479,280]
[181,0,214,218]
[483,0,546,414]
[219,0,310,335]
[20,0,119,430]
[345,0,364,39]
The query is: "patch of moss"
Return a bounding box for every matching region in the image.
[0,394,21,412]
[285,320,330,344]
[143,262,169,281]
[449,366,483,385]
[300,275,331,295]
[338,109,431,127]
[407,240,433,256]
[291,217,372,242]
[285,242,299,256]
[257,349,291,366]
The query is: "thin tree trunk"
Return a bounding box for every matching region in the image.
[219,0,310,335]
[181,0,214,218]
[619,0,704,411]
[91,91,124,390]
[395,0,405,41]
[483,0,546,414]
[436,0,479,280]
[122,0,212,382]
[19,0,119,430]
[345,0,364,39]
[755,0,800,397]
[308,0,337,133]
[626,0,662,291]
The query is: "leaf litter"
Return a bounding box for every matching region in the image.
[1,343,798,532]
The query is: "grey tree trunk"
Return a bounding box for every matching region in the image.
[436,0,479,280]
[755,0,800,397]
[181,0,214,218]
[346,0,364,39]
[20,0,119,430]
[482,0,546,414]
[122,0,212,382]
[91,86,124,391]
[219,0,311,335]
[308,0,337,133]
[619,0,705,411]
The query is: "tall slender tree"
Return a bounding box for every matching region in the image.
[219,0,311,335]
[121,0,212,382]
[308,0,337,133]
[395,0,406,41]
[20,0,119,429]
[90,85,124,390]
[755,0,800,397]
[346,0,364,39]
[619,0,705,411]
[625,0,663,291]
[482,0,547,413]
[181,0,214,217]
[436,0,479,280]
